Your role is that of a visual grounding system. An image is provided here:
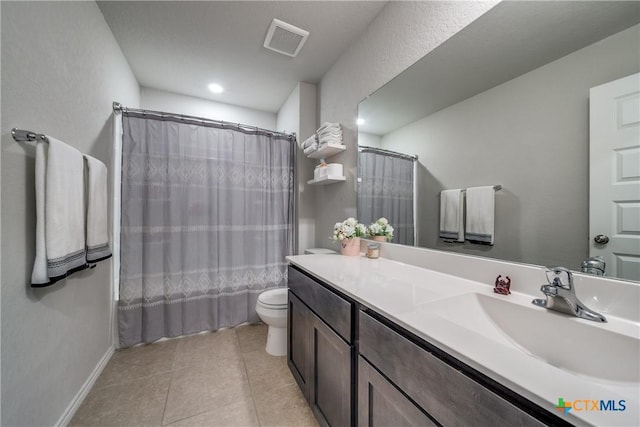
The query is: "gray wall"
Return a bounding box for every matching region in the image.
[315,1,498,250]
[1,2,139,426]
[379,25,640,269]
[277,83,318,255]
[141,87,277,130]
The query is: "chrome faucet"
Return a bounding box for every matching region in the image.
[532,267,607,322]
[581,256,606,276]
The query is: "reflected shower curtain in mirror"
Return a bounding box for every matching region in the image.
[118,114,293,347]
[358,150,415,245]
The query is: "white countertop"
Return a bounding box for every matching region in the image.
[287,254,640,427]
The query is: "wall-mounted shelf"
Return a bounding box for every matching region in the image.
[307,175,346,186]
[307,142,346,159]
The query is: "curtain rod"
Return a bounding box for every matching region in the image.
[113,102,295,141]
[358,145,418,161]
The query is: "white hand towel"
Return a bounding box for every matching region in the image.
[465,186,495,245]
[84,155,112,263]
[439,189,464,242]
[31,142,49,285]
[32,137,88,287]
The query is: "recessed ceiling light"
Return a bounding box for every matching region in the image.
[208,83,224,94]
[356,118,365,125]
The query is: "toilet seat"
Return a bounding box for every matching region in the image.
[257,288,288,309]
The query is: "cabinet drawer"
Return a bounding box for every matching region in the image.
[288,266,353,343]
[358,357,437,427]
[359,311,545,427]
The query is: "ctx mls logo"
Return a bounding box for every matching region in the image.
[555,397,626,415]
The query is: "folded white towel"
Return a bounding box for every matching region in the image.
[303,142,318,155]
[318,135,343,145]
[32,137,88,286]
[316,122,341,134]
[465,186,495,245]
[439,189,464,242]
[317,128,342,137]
[301,134,317,150]
[318,130,342,139]
[84,155,112,263]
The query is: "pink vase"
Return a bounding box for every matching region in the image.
[372,236,386,242]
[340,237,361,256]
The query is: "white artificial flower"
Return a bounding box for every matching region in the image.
[331,217,366,241]
[369,223,382,235]
[377,217,389,226]
[342,225,355,236]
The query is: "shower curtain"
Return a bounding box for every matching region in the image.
[358,149,415,245]
[118,113,293,347]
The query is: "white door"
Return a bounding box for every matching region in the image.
[590,73,640,281]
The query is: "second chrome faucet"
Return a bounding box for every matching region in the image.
[532,266,607,323]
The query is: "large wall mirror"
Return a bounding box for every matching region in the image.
[357,1,640,281]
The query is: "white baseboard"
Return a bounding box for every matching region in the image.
[55,345,115,427]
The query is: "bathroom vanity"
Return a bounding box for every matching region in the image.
[288,266,355,427]
[286,254,639,427]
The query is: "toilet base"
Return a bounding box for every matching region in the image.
[265,325,287,356]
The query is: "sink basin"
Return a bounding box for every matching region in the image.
[424,293,639,383]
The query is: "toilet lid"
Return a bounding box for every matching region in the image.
[258,288,288,307]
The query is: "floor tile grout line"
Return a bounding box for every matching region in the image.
[164,328,258,426]
[161,400,254,427]
[160,356,178,426]
[238,330,264,427]
[161,337,180,425]
[93,368,175,391]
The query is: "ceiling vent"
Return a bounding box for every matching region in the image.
[263,19,309,58]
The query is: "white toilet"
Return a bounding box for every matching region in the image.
[256,250,336,356]
[255,288,288,356]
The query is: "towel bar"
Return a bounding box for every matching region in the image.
[462,185,502,192]
[437,185,502,196]
[11,128,49,143]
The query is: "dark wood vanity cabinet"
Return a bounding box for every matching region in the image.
[308,314,352,427]
[288,265,569,427]
[358,356,438,427]
[359,311,561,427]
[287,266,355,427]
[287,291,311,397]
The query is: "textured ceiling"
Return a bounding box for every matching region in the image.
[97,1,388,113]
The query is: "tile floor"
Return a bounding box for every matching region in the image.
[70,324,319,427]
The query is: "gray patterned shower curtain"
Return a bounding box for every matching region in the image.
[358,149,415,245]
[118,113,293,347]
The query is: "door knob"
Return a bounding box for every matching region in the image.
[594,234,609,244]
